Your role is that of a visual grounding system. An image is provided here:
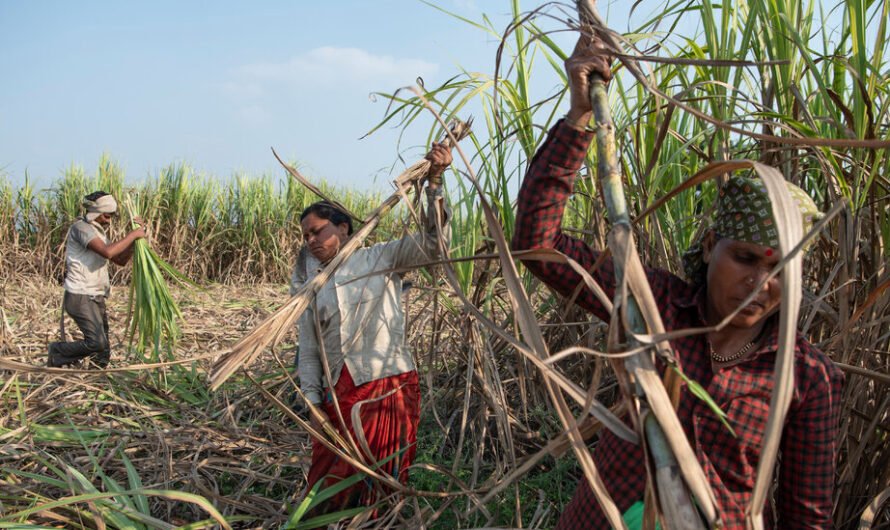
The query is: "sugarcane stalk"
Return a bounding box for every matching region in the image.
[592,67,705,530]
[578,2,710,528]
[644,414,709,528]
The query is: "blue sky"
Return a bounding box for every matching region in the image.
[1,0,586,191]
[0,1,858,192]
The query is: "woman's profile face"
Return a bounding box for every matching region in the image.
[703,234,783,328]
[301,213,348,263]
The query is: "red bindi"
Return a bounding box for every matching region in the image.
[765,248,774,257]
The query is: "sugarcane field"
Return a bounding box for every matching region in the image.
[2,1,889,529]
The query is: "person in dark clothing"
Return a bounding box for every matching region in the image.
[511,33,843,529]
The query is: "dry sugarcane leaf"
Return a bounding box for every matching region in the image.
[544,343,651,364]
[399,219,636,444]
[0,355,222,375]
[464,400,620,518]
[209,214,383,390]
[834,362,890,386]
[419,89,629,530]
[859,487,890,529]
[0,305,23,355]
[407,462,494,518]
[505,336,638,444]
[245,373,406,493]
[514,248,614,312]
[434,258,637,443]
[610,224,718,523]
[309,299,367,462]
[829,274,890,349]
[839,393,890,485]
[272,147,361,222]
[339,247,615,314]
[743,161,804,530]
[349,384,403,470]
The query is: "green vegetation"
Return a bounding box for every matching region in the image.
[0,160,390,285]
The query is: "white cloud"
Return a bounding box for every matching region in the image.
[235,46,439,88]
[452,0,481,13]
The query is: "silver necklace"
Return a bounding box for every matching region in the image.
[710,340,757,363]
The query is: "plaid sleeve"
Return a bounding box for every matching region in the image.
[512,119,683,323]
[512,120,627,323]
[777,347,845,529]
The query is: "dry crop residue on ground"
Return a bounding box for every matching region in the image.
[1,277,315,527]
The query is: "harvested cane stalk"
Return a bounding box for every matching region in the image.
[123,195,195,359]
[208,119,472,390]
[576,1,715,527]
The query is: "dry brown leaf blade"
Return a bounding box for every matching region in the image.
[417,86,629,529]
[745,161,804,530]
[859,487,890,529]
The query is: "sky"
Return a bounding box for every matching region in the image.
[0,1,859,194]
[0,0,573,191]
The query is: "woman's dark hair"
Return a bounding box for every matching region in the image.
[686,232,722,288]
[84,190,109,202]
[300,201,353,235]
[688,261,708,288]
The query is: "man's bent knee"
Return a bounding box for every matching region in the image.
[84,335,110,355]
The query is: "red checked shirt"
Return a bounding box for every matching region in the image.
[512,120,844,530]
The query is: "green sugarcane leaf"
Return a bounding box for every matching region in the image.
[120,452,150,516]
[671,364,737,437]
[123,194,196,356]
[289,506,373,530]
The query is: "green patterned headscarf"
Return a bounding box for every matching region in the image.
[682,176,823,284]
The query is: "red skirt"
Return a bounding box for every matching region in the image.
[305,366,420,511]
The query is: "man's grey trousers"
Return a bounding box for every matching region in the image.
[48,291,110,367]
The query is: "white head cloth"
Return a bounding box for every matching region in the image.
[84,194,118,222]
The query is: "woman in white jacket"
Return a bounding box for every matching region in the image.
[292,143,452,513]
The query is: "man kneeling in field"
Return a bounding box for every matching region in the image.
[48,191,146,368]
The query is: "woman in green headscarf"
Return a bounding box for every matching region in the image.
[511,32,845,530]
[682,175,824,289]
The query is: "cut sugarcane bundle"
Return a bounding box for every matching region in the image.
[123,194,195,360]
